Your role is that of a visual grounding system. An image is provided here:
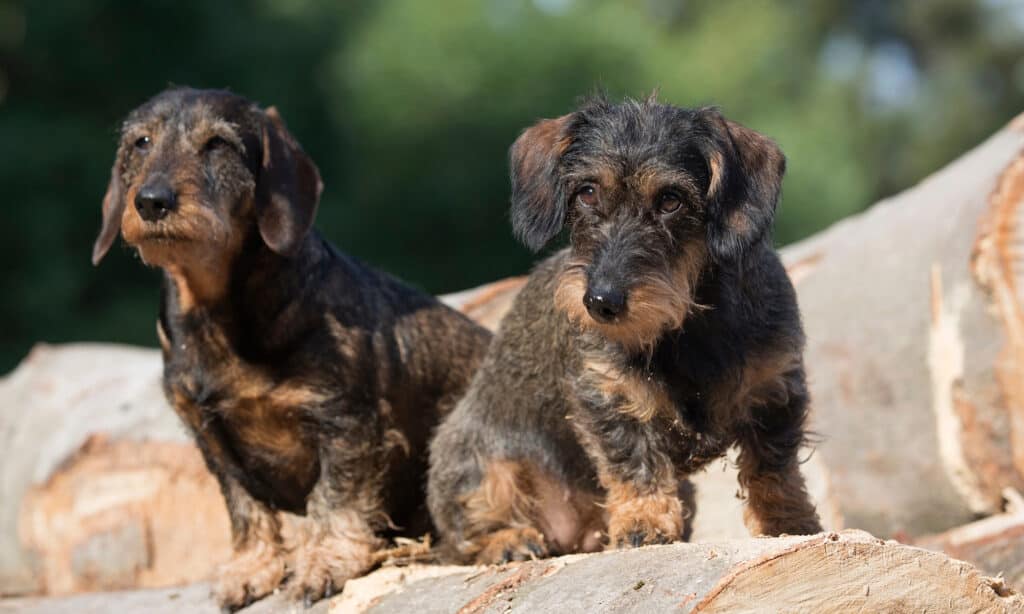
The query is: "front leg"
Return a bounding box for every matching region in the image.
[213,479,287,610]
[284,422,387,604]
[577,354,696,548]
[736,370,822,536]
[168,387,287,611]
[573,370,688,549]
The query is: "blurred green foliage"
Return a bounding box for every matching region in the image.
[1,0,1023,373]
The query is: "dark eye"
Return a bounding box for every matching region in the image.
[657,193,682,214]
[204,136,231,152]
[575,185,599,208]
[134,136,151,150]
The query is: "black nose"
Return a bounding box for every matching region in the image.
[583,288,627,323]
[134,184,177,222]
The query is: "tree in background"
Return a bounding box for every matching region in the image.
[1,0,1022,372]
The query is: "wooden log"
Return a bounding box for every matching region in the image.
[781,114,1024,537]
[2,531,1020,613]
[913,489,1024,591]
[0,344,229,596]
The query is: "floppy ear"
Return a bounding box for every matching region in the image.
[256,107,323,257]
[91,148,127,265]
[699,109,785,263]
[509,114,574,252]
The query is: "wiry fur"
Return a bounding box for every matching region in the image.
[428,96,821,564]
[93,88,491,609]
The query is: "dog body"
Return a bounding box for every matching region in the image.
[428,97,821,563]
[93,88,491,607]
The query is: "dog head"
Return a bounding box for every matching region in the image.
[92,87,322,301]
[510,96,785,350]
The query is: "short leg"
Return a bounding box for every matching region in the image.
[170,396,286,611]
[284,429,387,604]
[575,410,687,549]
[212,479,288,611]
[737,373,822,536]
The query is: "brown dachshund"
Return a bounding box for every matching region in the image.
[93,87,491,609]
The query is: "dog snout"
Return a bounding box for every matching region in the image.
[583,287,627,323]
[134,182,177,222]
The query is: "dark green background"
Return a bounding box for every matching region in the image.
[2,0,1023,373]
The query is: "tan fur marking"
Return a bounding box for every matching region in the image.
[326,314,362,362]
[707,149,725,199]
[383,428,412,457]
[710,349,801,423]
[156,319,170,353]
[626,163,704,209]
[726,208,753,235]
[516,114,573,161]
[461,460,537,535]
[183,116,244,153]
[459,460,603,560]
[555,245,707,351]
[603,480,684,547]
[584,358,674,422]
[169,345,325,490]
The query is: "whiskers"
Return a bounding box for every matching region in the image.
[553,247,708,353]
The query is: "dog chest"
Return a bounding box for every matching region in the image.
[164,346,323,509]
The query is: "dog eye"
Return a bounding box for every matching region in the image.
[204,136,231,152]
[134,136,151,151]
[575,185,599,208]
[657,193,682,214]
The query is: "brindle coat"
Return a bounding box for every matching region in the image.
[428,96,821,564]
[92,88,491,609]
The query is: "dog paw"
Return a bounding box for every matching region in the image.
[744,507,823,537]
[284,529,380,606]
[472,527,549,565]
[622,527,674,548]
[606,494,684,550]
[213,542,287,612]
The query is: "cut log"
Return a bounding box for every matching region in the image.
[914,491,1024,591]
[5,114,1024,596]
[0,344,228,596]
[2,532,1020,613]
[782,116,1024,538]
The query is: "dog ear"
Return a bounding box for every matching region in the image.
[255,107,323,257]
[509,114,574,252]
[92,148,127,265]
[698,109,785,263]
